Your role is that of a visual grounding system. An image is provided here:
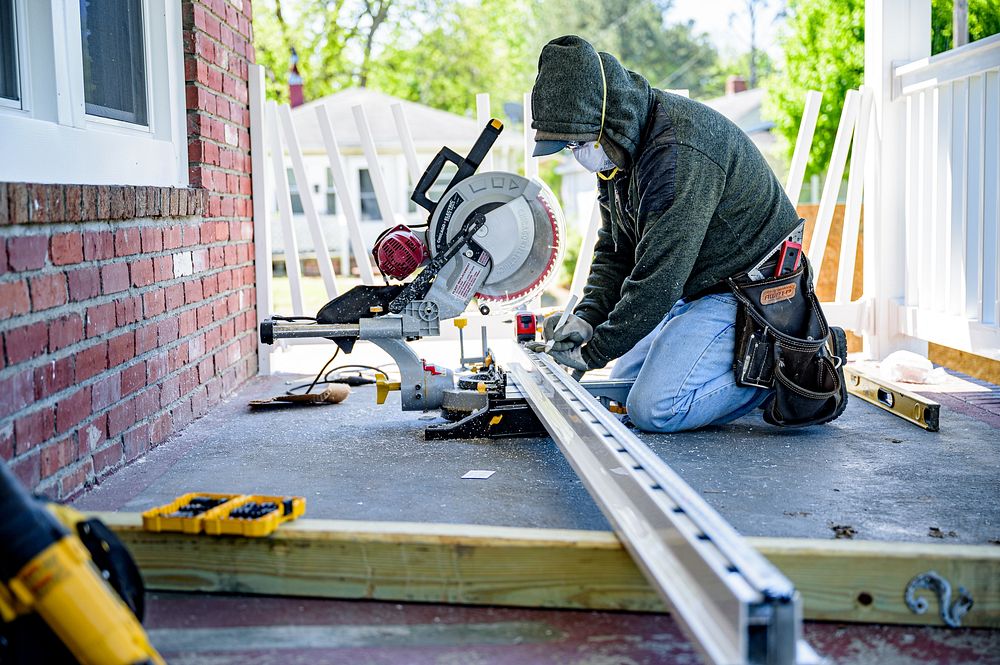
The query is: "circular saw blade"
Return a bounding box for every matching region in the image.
[426,172,564,309]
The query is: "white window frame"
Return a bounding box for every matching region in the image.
[0,0,187,187]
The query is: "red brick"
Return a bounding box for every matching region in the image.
[8,184,29,224]
[7,236,48,271]
[163,225,183,249]
[91,373,122,412]
[130,258,154,287]
[0,281,30,319]
[92,442,123,475]
[136,324,158,355]
[106,399,136,437]
[41,436,78,479]
[85,303,116,337]
[216,268,232,291]
[157,317,179,345]
[80,186,98,220]
[67,267,101,301]
[164,284,185,310]
[123,423,150,462]
[14,408,54,455]
[5,321,47,363]
[83,231,114,260]
[150,412,172,446]
[153,255,174,282]
[115,295,142,326]
[140,227,163,252]
[184,279,204,304]
[60,457,94,498]
[114,227,141,257]
[109,187,126,219]
[160,375,180,407]
[51,233,84,265]
[142,289,166,317]
[0,240,7,275]
[29,273,67,311]
[202,273,218,297]
[64,186,83,223]
[56,386,91,434]
[78,414,107,454]
[108,332,136,366]
[0,183,7,226]
[34,357,74,400]
[0,425,12,461]
[121,363,146,395]
[11,453,40,489]
[196,304,212,328]
[101,262,130,294]
[146,353,168,383]
[136,387,160,420]
[75,342,108,382]
[49,314,84,351]
[178,309,198,336]
[182,225,200,247]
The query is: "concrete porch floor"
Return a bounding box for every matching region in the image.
[72,340,1000,663]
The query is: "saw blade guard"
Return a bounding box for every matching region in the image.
[426,172,565,311]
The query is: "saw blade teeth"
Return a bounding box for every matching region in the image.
[471,180,565,307]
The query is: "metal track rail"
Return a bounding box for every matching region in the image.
[510,350,821,665]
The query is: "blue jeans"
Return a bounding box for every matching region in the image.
[609,293,771,432]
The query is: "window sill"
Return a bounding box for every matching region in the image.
[0,182,206,224]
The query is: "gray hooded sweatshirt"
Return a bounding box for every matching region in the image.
[531,35,800,369]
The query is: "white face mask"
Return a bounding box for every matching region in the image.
[571,142,616,173]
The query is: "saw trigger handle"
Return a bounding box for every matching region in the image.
[410,118,504,214]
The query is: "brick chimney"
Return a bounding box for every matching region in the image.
[289,47,304,108]
[725,75,747,96]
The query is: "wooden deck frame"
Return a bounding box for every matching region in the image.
[95,513,999,629]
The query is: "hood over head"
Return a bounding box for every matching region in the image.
[531,35,653,165]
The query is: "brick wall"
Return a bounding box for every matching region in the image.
[0,0,257,497]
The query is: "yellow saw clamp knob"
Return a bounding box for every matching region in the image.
[376,376,402,404]
[453,317,467,330]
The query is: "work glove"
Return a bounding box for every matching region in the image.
[543,313,593,352]
[549,345,589,372]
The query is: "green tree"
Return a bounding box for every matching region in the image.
[370,0,536,116]
[931,0,1000,55]
[764,0,864,179]
[531,0,724,99]
[765,0,1000,178]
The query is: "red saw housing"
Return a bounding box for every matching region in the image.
[372,225,429,280]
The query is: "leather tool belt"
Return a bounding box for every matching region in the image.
[728,256,848,427]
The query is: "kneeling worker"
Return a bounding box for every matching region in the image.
[529,35,847,433]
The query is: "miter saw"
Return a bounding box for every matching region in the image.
[259,119,565,425]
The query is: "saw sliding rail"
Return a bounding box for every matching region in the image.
[510,350,822,665]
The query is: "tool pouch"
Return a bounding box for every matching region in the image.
[728,258,847,427]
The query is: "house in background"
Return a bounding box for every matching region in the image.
[555,79,787,230]
[276,88,521,275]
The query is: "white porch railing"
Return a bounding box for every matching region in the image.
[893,33,1000,358]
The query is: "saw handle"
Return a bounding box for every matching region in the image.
[410,119,504,214]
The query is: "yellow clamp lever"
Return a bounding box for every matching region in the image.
[376,376,402,405]
[453,317,467,330]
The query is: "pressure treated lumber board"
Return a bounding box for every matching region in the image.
[95,513,1000,629]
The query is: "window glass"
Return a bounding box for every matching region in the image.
[79,0,147,125]
[0,0,17,102]
[359,169,381,221]
[287,167,303,214]
[325,168,337,215]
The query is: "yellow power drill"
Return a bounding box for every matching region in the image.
[0,461,164,665]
